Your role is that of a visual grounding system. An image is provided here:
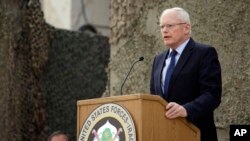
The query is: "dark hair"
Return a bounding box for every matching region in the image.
[47,130,69,141]
[78,24,97,34]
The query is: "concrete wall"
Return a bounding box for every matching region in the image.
[40,0,110,36]
[41,0,72,29]
[109,0,250,140]
[71,0,110,36]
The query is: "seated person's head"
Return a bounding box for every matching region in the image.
[47,131,69,141]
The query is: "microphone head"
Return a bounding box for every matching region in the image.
[139,57,144,61]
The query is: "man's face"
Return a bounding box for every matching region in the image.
[51,135,68,141]
[160,11,190,49]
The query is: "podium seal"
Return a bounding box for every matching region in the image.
[78,103,136,141]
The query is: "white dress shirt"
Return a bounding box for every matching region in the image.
[161,39,190,93]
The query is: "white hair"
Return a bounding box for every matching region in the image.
[160,7,191,24]
[160,7,191,35]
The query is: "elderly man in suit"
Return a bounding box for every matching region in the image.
[150,7,222,141]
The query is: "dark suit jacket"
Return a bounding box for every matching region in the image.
[150,38,222,141]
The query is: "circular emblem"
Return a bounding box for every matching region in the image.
[78,103,136,141]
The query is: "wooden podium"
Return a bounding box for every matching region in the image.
[77,93,200,141]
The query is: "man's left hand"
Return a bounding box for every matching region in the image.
[165,102,187,119]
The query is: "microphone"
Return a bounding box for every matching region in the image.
[120,57,144,95]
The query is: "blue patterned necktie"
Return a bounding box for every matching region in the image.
[164,50,177,97]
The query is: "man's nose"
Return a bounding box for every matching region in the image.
[162,28,169,33]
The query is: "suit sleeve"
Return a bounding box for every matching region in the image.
[183,47,222,122]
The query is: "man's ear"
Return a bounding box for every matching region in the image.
[184,24,191,35]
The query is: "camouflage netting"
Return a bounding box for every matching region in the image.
[0,0,110,141]
[0,0,49,140]
[43,29,110,141]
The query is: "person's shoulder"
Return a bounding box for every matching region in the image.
[189,39,219,59]
[154,50,168,60]
[192,40,216,52]
[193,40,212,49]
[191,40,219,58]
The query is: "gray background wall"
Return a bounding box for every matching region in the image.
[109,0,250,140]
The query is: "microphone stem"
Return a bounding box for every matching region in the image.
[120,60,141,95]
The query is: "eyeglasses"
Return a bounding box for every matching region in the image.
[159,23,186,30]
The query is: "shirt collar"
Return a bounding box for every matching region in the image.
[168,38,190,57]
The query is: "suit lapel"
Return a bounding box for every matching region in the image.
[167,39,195,97]
[157,50,169,96]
